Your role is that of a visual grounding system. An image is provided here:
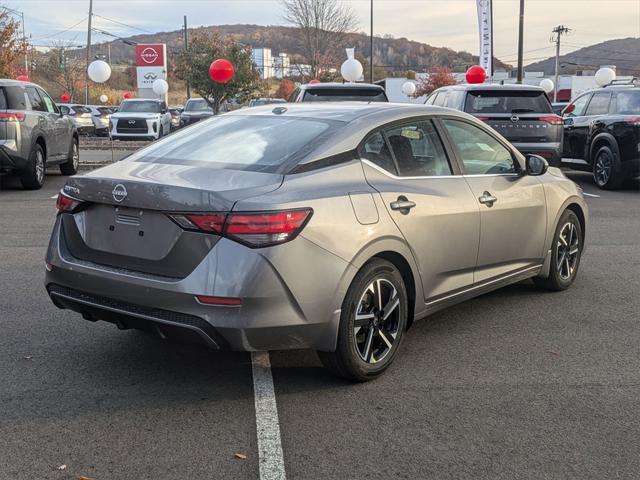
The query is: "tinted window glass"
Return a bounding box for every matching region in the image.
[616,91,640,114]
[185,99,213,112]
[385,121,451,176]
[445,90,465,109]
[465,90,553,114]
[585,92,611,116]
[26,87,46,112]
[2,86,27,109]
[567,93,591,117]
[128,115,341,173]
[0,88,6,110]
[443,119,516,175]
[363,132,396,174]
[59,105,70,115]
[71,105,91,113]
[119,101,160,113]
[303,89,387,102]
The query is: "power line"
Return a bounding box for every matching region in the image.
[31,17,88,42]
[92,13,153,34]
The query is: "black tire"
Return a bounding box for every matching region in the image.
[534,209,583,291]
[593,145,623,190]
[318,259,408,381]
[19,143,46,190]
[59,137,79,175]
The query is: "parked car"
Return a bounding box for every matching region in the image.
[85,105,115,136]
[109,99,171,141]
[426,84,563,165]
[168,105,183,131]
[561,82,640,189]
[249,98,287,107]
[0,79,78,189]
[288,82,389,102]
[180,98,214,127]
[57,104,95,136]
[47,103,588,381]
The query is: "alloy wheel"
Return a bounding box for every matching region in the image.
[35,150,45,185]
[353,278,401,364]
[557,222,580,281]
[594,151,612,186]
[72,143,79,170]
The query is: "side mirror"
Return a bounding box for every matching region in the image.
[526,154,549,176]
[562,103,575,117]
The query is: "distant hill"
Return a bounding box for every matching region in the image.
[526,37,640,76]
[71,24,511,74]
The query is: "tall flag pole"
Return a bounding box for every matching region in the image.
[476,0,493,78]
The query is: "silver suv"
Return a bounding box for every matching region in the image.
[0,80,78,189]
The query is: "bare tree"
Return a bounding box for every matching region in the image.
[281,0,358,79]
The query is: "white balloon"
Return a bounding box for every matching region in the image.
[152,78,169,95]
[539,78,554,94]
[341,58,363,83]
[99,94,108,103]
[87,60,111,83]
[595,67,616,87]
[402,81,417,96]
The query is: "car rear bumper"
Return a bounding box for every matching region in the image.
[512,142,562,166]
[45,216,348,352]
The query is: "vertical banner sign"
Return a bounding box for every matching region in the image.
[135,44,167,99]
[476,0,493,77]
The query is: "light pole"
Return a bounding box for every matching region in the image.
[369,0,374,83]
[516,0,524,83]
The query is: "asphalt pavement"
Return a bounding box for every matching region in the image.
[0,169,638,480]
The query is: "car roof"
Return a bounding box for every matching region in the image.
[300,82,384,91]
[122,98,162,102]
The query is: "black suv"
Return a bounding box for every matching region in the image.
[561,82,640,189]
[426,84,563,165]
[0,80,78,189]
[288,82,388,102]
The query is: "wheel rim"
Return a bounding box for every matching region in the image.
[594,151,611,186]
[556,222,580,281]
[353,278,401,364]
[35,150,45,184]
[72,143,79,169]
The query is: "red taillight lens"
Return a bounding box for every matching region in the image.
[225,209,312,247]
[55,191,82,214]
[168,209,312,247]
[0,112,26,122]
[622,116,640,125]
[475,115,489,121]
[538,115,562,125]
[195,295,242,306]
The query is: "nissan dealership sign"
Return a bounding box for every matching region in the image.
[135,44,167,99]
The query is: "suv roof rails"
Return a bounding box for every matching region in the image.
[603,78,637,87]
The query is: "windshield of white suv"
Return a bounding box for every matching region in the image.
[119,101,161,113]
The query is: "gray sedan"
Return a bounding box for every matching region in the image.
[46,103,588,381]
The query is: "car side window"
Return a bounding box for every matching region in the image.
[384,120,452,177]
[362,131,397,174]
[566,93,591,117]
[288,88,301,103]
[25,87,46,112]
[425,92,438,105]
[443,119,516,175]
[37,88,59,114]
[445,90,465,109]
[433,91,448,107]
[59,105,70,115]
[585,92,612,116]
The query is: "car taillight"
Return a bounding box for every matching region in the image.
[622,116,640,125]
[475,116,489,121]
[0,112,25,122]
[539,115,562,125]
[55,191,83,214]
[168,209,313,247]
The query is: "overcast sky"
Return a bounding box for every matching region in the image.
[6,0,640,65]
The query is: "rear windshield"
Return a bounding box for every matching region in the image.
[119,101,160,113]
[0,86,27,110]
[616,91,640,114]
[464,90,552,114]
[97,107,112,115]
[303,88,387,102]
[128,115,342,173]
[72,105,91,113]
[185,99,212,112]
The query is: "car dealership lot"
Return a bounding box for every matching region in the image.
[0,172,638,479]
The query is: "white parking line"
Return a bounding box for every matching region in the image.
[251,351,287,480]
[583,192,601,198]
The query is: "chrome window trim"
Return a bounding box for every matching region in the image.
[361,159,520,180]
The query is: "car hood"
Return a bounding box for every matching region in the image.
[63,161,284,212]
[111,112,160,120]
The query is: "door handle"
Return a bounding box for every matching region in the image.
[478,191,497,207]
[390,196,416,214]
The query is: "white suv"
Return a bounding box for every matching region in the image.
[110,99,171,140]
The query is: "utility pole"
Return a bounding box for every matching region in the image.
[85,0,94,105]
[552,25,571,102]
[516,0,525,83]
[369,0,374,83]
[183,15,191,99]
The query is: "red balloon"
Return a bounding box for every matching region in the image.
[122,91,132,99]
[209,59,234,83]
[60,93,71,102]
[309,79,320,84]
[16,75,30,82]
[466,65,487,84]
